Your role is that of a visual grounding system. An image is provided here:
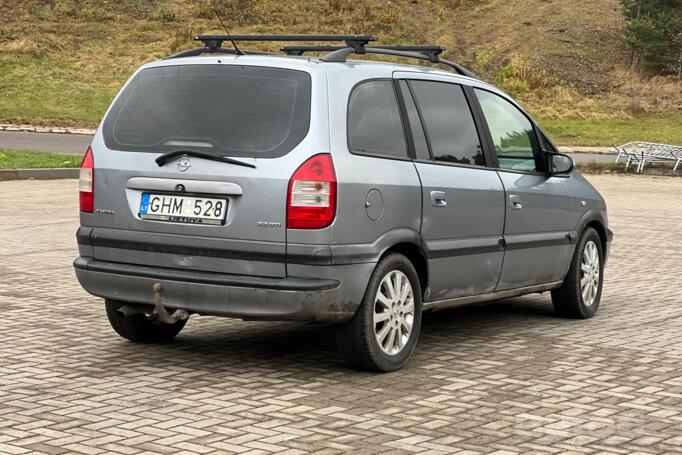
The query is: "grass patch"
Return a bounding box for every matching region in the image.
[538,115,682,147]
[0,149,82,169]
[0,54,120,127]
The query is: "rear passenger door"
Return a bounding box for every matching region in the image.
[472,88,574,290]
[396,77,506,301]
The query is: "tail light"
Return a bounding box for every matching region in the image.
[287,153,337,229]
[79,147,94,213]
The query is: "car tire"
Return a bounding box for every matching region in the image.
[551,227,604,319]
[336,253,423,372]
[105,299,187,343]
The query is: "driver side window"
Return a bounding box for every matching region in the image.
[475,89,539,172]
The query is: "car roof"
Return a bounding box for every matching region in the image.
[137,54,501,95]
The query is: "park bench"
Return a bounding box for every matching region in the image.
[613,142,682,173]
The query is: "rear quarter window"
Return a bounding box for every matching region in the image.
[102,64,311,158]
[347,79,408,159]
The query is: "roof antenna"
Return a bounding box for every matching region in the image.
[213,2,245,55]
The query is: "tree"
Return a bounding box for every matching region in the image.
[620,0,682,75]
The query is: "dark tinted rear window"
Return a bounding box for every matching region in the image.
[348,80,408,159]
[102,65,311,158]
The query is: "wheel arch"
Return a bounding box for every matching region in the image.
[576,209,609,254]
[585,220,607,252]
[379,242,429,301]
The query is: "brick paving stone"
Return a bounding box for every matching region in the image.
[1,175,681,454]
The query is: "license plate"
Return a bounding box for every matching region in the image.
[139,193,227,225]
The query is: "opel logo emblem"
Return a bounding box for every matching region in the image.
[177,157,191,172]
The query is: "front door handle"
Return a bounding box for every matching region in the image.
[509,194,523,210]
[430,191,447,207]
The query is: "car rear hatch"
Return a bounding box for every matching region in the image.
[81,59,324,278]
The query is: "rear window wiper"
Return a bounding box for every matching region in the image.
[155,150,256,168]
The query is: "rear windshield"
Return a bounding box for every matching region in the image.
[102,64,311,158]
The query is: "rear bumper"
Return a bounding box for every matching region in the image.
[73,257,373,323]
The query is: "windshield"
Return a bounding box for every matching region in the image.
[102,64,311,158]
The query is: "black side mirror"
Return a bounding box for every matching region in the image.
[548,152,574,175]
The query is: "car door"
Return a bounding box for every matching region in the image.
[472,88,574,290]
[395,77,506,301]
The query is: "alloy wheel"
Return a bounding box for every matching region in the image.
[580,240,600,307]
[373,270,415,355]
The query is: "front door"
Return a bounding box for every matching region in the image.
[473,88,574,290]
[397,78,506,301]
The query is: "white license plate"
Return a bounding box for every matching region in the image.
[139,193,227,225]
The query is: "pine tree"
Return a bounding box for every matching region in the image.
[620,0,682,75]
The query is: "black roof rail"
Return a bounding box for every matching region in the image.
[282,44,444,57]
[320,46,477,79]
[168,47,273,59]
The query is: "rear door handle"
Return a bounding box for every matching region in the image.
[509,194,523,210]
[430,191,447,207]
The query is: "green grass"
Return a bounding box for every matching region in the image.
[0,54,120,127]
[0,149,82,169]
[538,115,682,147]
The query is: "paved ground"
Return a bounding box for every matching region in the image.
[0,130,615,163]
[1,175,681,454]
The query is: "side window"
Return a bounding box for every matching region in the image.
[398,80,430,161]
[348,80,408,158]
[409,80,484,166]
[475,89,539,172]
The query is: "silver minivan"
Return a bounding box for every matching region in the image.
[74,35,612,371]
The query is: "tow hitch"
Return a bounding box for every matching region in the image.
[117,283,189,324]
[152,283,190,324]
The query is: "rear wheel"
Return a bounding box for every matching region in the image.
[105,299,187,343]
[336,253,422,372]
[552,227,604,318]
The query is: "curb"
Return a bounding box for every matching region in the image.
[0,168,79,181]
[560,146,614,154]
[0,123,95,135]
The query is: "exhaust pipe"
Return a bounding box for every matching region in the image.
[117,303,153,318]
[116,283,189,324]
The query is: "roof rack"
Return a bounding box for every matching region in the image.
[168,34,477,79]
[168,34,376,59]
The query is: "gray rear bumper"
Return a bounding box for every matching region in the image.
[74,257,374,323]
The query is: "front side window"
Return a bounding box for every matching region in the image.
[409,80,484,166]
[348,80,408,158]
[102,65,311,158]
[475,89,539,171]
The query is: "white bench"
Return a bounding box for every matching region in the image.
[614,142,682,173]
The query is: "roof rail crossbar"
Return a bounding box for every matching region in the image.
[320,46,478,79]
[194,34,376,48]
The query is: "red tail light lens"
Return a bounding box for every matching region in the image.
[79,147,94,213]
[287,153,337,229]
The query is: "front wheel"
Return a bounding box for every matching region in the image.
[336,253,423,372]
[105,299,187,343]
[552,227,604,318]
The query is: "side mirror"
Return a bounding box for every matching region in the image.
[549,152,574,175]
